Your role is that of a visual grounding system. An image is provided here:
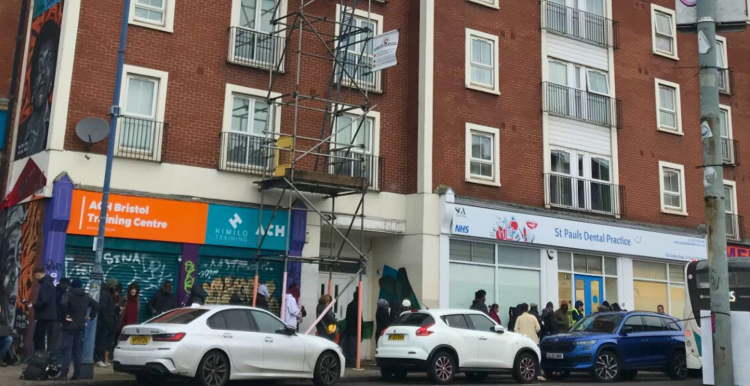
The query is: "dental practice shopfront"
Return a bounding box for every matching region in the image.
[438,197,707,326]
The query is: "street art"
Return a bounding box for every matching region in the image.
[198,257,282,315]
[64,252,176,296]
[183,261,196,297]
[378,265,420,310]
[15,0,64,159]
[0,205,27,332]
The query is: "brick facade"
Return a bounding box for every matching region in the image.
[0,0,23,101]
[64,0,415,194]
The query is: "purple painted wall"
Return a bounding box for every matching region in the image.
[42,173,73,283]
[178,243,200,305]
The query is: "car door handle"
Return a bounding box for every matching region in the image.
[265,337,274,343]
[223,333,233,339]
[479,336,488,341]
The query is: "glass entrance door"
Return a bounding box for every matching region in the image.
[575,274,603,316]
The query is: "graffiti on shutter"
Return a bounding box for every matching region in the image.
[198,256,284,316]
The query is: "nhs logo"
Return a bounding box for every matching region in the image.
[454,225,470,234]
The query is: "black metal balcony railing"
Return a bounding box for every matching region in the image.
[542,1,619,49]
[229,27,285,71]
[114,116,167,162]
[329,151,384,191]
[727,214,744,242]
[219,132,273,173]
[721,138,740,167]
[543,82,622,128]
[544,173,623,216]
[336,52,381,92]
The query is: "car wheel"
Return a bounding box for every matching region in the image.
[380,367,408,382]
[513,352,538,384]
[593,351,620,383]
[465,372,488,382]
[313,351,341,386]
[621,369,638,380]
[543,368,570,381]
[427,350,456,384]
[195,350,230,386]
[667,350,688,381]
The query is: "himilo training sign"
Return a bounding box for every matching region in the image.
[450,205,707,261]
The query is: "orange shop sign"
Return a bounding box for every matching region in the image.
[67,190,209,244]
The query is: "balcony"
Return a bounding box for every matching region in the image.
[544,173,623,216]
[727,214,744,242]
[228,27,285,71]
[328,151,384,191]
[336,53,381,93]
[541,1,619,49]
[219,132,274,174]
[543,82,622,128]
[114,116,167,162]
[722,138,740,167]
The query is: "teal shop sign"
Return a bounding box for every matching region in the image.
[205,204,289,251]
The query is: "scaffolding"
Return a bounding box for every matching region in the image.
[243,0,382,369]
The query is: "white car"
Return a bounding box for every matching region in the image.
[113,306,344,386]
[376,309,541,384]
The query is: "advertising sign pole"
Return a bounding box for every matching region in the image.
[81,0,131,378]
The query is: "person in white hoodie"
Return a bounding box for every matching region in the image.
[284,285,301,330]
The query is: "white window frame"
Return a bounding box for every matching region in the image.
[658,161,687,216]
[334,5,384,93]
[720,104,735,165]
[724,180,739,239]
[117,65,169,161]
[129,0,176,33]
[466,0,499,9]
[220,84,282,173]
[465,123,500,187]
[229,0,288,71]
[585,69,609,96]
[716,36,730,94]
[330,108,381,189]
[465,28,500,95]
[632,260,685,317]
[654,78,683,135]
[651,4,678,60]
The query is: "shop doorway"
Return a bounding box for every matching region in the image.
[575,274,602,316]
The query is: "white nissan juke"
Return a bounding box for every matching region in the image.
[376,309,541,384]
[113,306,344,386]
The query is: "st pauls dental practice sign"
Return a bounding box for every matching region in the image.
[451,205,707,261]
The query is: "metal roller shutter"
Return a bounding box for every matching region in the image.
[64,246,180,323]
[197,255,284,316]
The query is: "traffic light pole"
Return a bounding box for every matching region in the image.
[696,1,734,385]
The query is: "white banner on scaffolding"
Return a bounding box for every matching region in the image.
[372,29,399,72]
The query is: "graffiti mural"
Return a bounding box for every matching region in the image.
[198,257,282,315]
[378,265,420,310]
[15,0,65,159]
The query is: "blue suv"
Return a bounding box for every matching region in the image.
[540,311,687,382]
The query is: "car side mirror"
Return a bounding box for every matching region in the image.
[492,325,505,334]
[620,326,634,335]
[279,325,297,335]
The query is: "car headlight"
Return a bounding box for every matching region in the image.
[574,340,597,346]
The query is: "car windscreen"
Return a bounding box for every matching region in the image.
[392,312,434,327]
[570,314,624,334]
[146,308,208,324]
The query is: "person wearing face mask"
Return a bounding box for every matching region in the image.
[148,281,177,318]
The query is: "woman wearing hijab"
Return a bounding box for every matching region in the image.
[256,285,270,310]
[376,299,390,344]
[118,283,140,337]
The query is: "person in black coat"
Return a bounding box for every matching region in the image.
[148,281,177,317]
[186,284,204,306]
[59,279,97,380]
[375,299,390,346]
[342,290,363,367]
[29,266,56,353]
[541,302,559,337]
[50,278,69,358]
[315,294,337,341]
[94,278,118,367]
[256,285,270,310]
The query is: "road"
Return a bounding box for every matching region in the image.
[0,364,703,386]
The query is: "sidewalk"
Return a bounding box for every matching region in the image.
[0,360,383,386]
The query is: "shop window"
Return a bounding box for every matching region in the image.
[574,254,602,274]
[604,257,617,276]
[558,251,572,271]
[633,260,668,281]
[633,280,668,314]
[449,264,495,310]
[558,272,573,306]
[450,240,494,264]
[670,285,685,319]
[497,267,541,326]
[668,264,685,283]
[497,245,540,269]
[605,277,618,304]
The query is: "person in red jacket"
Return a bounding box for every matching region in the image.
[489,303,502,325]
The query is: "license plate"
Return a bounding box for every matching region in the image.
[130,336,151,345]
[546,353,564,360]
[388,334,405,341]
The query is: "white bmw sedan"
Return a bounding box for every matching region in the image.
[113,306,344,386]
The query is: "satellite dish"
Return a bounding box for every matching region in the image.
[75,117,109,145]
